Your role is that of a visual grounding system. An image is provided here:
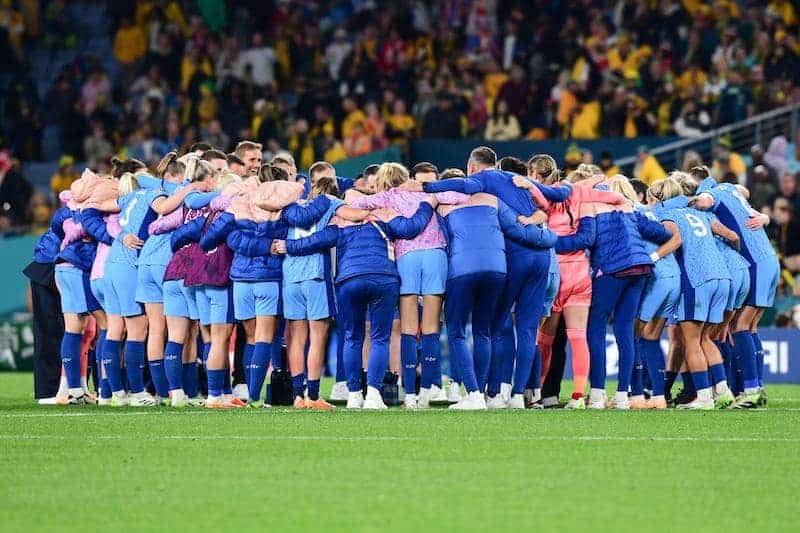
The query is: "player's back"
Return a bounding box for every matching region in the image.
[707,182,775,264]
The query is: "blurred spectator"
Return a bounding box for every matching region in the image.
[237,31,276,89]
[113,17,147,82]
[750,144,777,183]
[325,28,351,81]
[673,100,711,138]
[599,151,619,177]
[363,101,388,150]
[484,99,521,141]
[83,123,114,170]
[202,119,230,152]
[771,196,800,275]
[764,136,790,177]
[49,155,78,201]
[422,96,462,138]
[633,146,667,185]
[386,99,416,144]
[770,172,800,214]
[81,68,111,117]
[343,122,371,157]
[28,191,52,235]
[711,137,746,184]
[0,151,32,230]
[749,166,777,211]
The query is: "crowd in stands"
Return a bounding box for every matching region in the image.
[2,0,800,314]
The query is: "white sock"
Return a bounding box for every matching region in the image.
[134,391,149,400]
[80,377,88,390]
[534,388,541,401]
[615,391,628,405]
[366,386,382,400]
[697,387,713,401]
[113,390,127,398]
[467,391,483,401]
[68,387,83,398]
[57,376,68,397]
[713,381,730,396]
[171,389,186,401]
[590,388,605,401]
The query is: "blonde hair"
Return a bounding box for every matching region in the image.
[311,176,339,199]
[577,163,602,175]
[566,167,593,183]
[156,151,185,178]
[440,168,466,179]
[215,171,241,191]
[607,175,638,204]
[184,156,215,183]
[669,170,698,196]
[527,154,559,184]
[118,172,144,196]
[375,162,409,192]
[647,178,684,203]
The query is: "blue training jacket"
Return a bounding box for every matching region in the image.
[590,210,670,277]
[286,203,434,284]
[33,207,70,264]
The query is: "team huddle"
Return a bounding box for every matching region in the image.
[36,141,779,410]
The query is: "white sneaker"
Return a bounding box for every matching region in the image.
[404,393,419,409]
[187,396,206,407]
[37,397,58,405]
[677,397,714,410]
[486,394,508,409]
[447,381,463,403]
[346,391,364,409]
[363,387,387,410]
[448,391,487,410]
[171,390,188,407]
[97,397,112,406]
[587,390,606,410]
[329,381,349,401]
[500,383,512,402]
[613,398,630,410]
[417,388,431,409]
[429,384,448,403]
[508,393,525,409]
[129,392,158,407]
[565,397,586,410]
[541,396,560,408]
[232,383,249,401]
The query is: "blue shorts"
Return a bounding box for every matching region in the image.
[164,279,192,318]
[90,277,108,310]
[542,271,560,318]
[397,249,447,295]
[677,279,730,324]
[135,263,167,304]
[638,276,680,322]
[233,281,280,321]
[180,284,199,320]
[747,257,780,308]
[195,285,234,325]
[55,266,100,315]
[727,268,751,312]
[106,262,143,317]
[284,279,332,320]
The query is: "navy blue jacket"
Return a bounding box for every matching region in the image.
[201,196,332,282]
[33,207,69,264]
[55,210,98,272]
[171,214,206,251]
[287,203,434,284]
[590,210,670,276]
[78,208,114,245]
[555,216,597,254]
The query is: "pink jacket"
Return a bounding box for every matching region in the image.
[90,214,121,280]
[349,189,468,258]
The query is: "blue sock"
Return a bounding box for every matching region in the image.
[631,338,644,396]
[222,371,232,395]
[681,371,696,395]
[124,341,146,394]
[60,332,83,389]
[400,334,417,394]
[148,360,169,398]
[95,329,107,391]
[243,344,254,384]
[182,362,198,397]
[732,331,759,391]
[751,332,764,387]
[102,339,123,393]
[100,379,112,399]
[201,342,211,364]
[249,341,271,402]
[641,339,665,396]
[419,333,439,389]
[709,362,727,386]
[432,349,443,387]
[164,341,184,392]
[207,369,226,397]
[691,370,710,391]
[307,379,320,400]
[291,373,305,399]
[270,341,282,371]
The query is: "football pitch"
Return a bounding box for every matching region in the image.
[1,373,798,532]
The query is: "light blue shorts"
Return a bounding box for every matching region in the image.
[677,279,730,325]
[135,263,167,304]
[727,268,751,312]
[397,249,447,295]
[233,280,280,321]
[164,279,192,319]
[638,276,681,322]
[283,279,332,320]
[542,271,560,318]
[90,277,108,310]
[105,262,143,317]
[55,266,100,315]
[746,257,780,308]
[180,284,199,321]
[195,285,234,325]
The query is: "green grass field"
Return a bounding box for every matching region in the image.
[1,373,799,532]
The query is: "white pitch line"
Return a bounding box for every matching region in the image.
[0,434,798,443]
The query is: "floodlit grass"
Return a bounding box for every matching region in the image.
[1,373,798,532]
